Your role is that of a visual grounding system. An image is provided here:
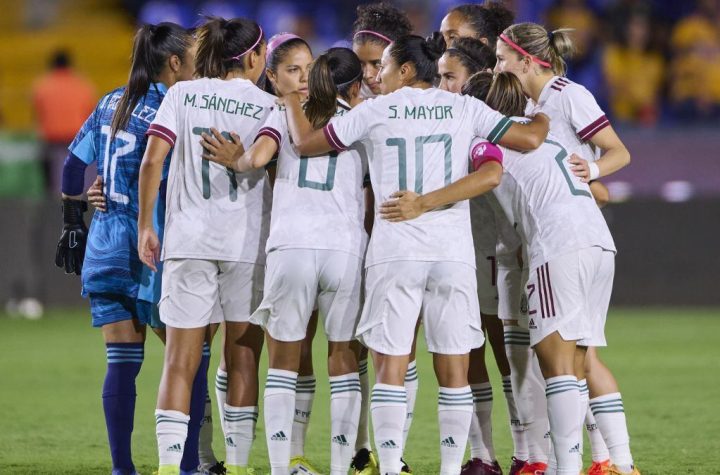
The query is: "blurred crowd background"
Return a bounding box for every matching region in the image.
[0,0,717,315]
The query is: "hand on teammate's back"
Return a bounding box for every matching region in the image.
[200,127,244,170]
[380,190,424,222]
[569,153,592,182]
[55,199,89,275]
[87,176,106,211]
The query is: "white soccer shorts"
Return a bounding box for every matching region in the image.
[496,251,529,324]
[525,247,614,347]
[475,246,499,315]
[250,249,363,342]
[357,260,484,355]
[159,258,264,329]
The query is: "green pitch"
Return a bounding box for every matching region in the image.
[1,308,719,474]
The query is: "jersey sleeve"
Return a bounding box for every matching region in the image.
[467,96,513,144]
[469,137,504,171]
[323,101,372,152]
[147,85,179,147]
[68,107,99,165]
[255,106,285,149]
[563,84,610,142]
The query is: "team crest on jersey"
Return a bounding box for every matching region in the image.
[520,294,529,314]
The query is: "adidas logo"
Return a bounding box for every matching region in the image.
[569,443,581,454]
[332,434,349,446]
[440,436,457,448]
[166,443,182,453]
[529,318,537,329]
[379,439,399,449]
[225,436,236,447]
[271,430,288,441]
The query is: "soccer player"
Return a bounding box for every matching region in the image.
[282,34,549,475]
[439,1,515,49]
[350,5,414,473]
[55,23,196,475]
[202,45,369,475]
[494,23,638,475]
[137,17,274,475]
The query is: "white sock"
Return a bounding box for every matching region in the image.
[403,360,419,448]
[264,369,298,474]
[545,376,581,475]
[505,326,549,463]
[224,405,258,468]
[291,375,316,457]
[590,392,634,472]
[155,409,190,469]
[438,386,474,475]
[585,405,610,462]
[578,379,589,471]
[330,373,362,475]
[371,383,406,474]
[198,390,218,465]
[355,359,371,452]
[469,382,495,462]
[503,375,529,461]
[215,368,228,435]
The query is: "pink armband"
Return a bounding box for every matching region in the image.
[470,141,503,170]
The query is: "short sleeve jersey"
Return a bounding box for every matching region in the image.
[70,84,169,298]
[148,78,275,263]
[325,86,511,267]
[491,125,616,270]
[526,76,610,162]
[259,101,369,257]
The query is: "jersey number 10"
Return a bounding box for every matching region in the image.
[386,134,452,194]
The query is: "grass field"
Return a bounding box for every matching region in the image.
[1,308,719,474]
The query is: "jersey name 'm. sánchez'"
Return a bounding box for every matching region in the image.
[182,92,265,119]
[388,104,454,120]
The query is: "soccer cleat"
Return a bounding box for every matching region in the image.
[195,461,227,475]
[351,448,380,475]
[518,461,548,474]
[290,455,323,474]
[587,460,610,475]
[605,466,641,475]
[400,458,412,474]
[460,457,503,474]
[224,466,255,475]
[509,457,527,475]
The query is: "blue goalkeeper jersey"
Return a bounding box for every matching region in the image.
[69,83,169,299]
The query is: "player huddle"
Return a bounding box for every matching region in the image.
[55,2,639,475]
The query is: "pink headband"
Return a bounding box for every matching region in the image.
[228,26,264,61]
[499,33,551,68]
[266,33,302,63]
[353,30,392,44]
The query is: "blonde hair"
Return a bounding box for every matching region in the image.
[502,22,574,76]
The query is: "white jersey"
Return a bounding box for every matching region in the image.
[489,130,616,270]
[325,86,512,267]
[260,101,369,257]
[148,77,274,262]
[470,195,497,251]
[527,76,610,162]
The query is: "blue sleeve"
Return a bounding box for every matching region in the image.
[68,107,99,165]
[61,153,89,196]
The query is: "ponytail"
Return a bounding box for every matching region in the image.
[461,71,527,118]
[111,22,191,137]
[195,16,265,79]
[305,48,363,129]
[388,34,445,85]
[501,22,575,76]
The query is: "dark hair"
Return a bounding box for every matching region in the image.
[445,36,496,73]
[462,71,527,117]
[305,48,363,129]
[51,50,71,69]
[263,35,312,95]
[450,1,515,47]
[111,22,191,137]
[388,34,445,85]
[352,2,413,45]
[195,16,265,79]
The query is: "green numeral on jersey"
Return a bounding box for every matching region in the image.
[387,133,452,194]
[192,127,238,201]
[298,151,338,191]
[546,139,592,198]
